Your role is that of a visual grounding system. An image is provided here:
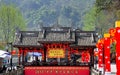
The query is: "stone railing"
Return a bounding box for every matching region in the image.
[0,68,23,75]
[91,67,102,75]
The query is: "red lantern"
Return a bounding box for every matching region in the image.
[11,50,16,55]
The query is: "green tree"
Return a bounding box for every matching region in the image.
[95,0,112,12]
[83,7,97,31]
[0,4,26,45]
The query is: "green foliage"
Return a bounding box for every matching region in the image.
[0,0,96,30]
[6,0,95,29]
[82,5,114,32]
[0,4,26,43]
[95,0,112,12]
[0,45,4,49]
[111,43,116,53]
[2,0,119,33]
[95,0,118,34]
[96,11,115,33]
[83,7,97,31]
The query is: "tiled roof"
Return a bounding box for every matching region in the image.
[77,37,96,46]
[76,32,97,46]
[13,26,98,47]
[13,31,42,47]
[38,30,75,43]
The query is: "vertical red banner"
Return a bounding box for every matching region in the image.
[115,27,120,75]
[104,34,111,75]
[97,42,103,71]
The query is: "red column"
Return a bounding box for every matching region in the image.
[104,33,111,75]
[97,41,104,72]
[115,27,120,75]
[47,44,50,49]
[59,43,62,48]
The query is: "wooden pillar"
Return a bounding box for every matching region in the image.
[44,44,49,63]
[41,48,44,61]
[91,48,94,66]
[51,44,53,48]
[22,48,25,66]
[64,44,68,65]
[19,48,22,65]
[59,43,62,48]
[54,44,55,48]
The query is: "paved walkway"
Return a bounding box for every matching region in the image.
[95,64,116,75]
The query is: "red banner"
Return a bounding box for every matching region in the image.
[104,36,111,73]
[24,67,90,75]
[115,27,120,75]
[98,42,103,69]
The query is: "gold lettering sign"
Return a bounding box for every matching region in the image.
[48,48,65,58]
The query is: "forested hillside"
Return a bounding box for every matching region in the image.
[0,0,120,51]
[0,0,95,30]
[1,0,119,32]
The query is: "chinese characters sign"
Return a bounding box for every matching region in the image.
[47,48,65,58]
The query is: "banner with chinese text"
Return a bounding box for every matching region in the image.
[47,48,65,58]
[24,66,90,75]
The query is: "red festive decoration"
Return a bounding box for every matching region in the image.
[109,28,116,37]
[11,50,16,55]
[81,51,90,63]
[114,21,120,75]
[97,39,104,72]
[85,51,90,62]
[108,21,120,75]
[104,33,111,75]
[24,67,90,75]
